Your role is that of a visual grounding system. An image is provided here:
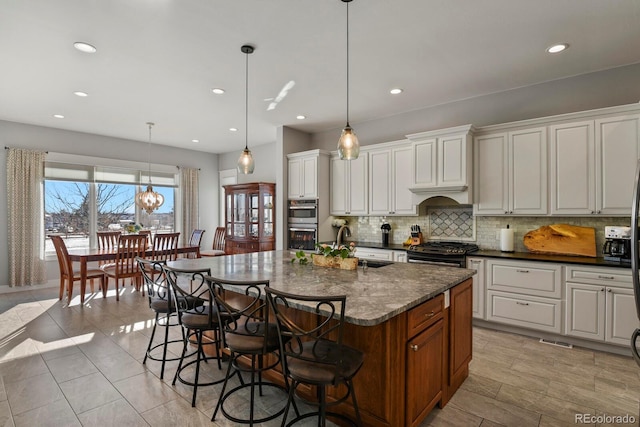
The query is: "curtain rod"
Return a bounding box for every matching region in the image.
[5,146,48,153]
[176,165,201,170]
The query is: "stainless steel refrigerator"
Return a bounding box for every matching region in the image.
[630,160,640,366]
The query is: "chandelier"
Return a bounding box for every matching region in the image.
[135,122,165,214]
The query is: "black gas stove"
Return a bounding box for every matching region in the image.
[407,241,479,267]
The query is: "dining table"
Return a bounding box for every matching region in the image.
[66,245,201,304]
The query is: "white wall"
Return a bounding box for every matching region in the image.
[0,120,219,287]
[311,63,640,150]
[218,143,277,184]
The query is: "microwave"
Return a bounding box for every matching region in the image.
[287,199,318,224]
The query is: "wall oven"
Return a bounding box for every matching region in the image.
[288,225,317,251]
[288,199,318,224]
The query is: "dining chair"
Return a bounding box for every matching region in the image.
[265,287,365,427]
[151,232,180,262]
[164,264,226,407]
[51,235,106,303]
[185,229,205,258]
[100,234,147,301]
[96,230,122,266]
[200,227,226,257]
[207,276,291,425]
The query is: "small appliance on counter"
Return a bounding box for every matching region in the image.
[602,225,631,263]
[381,220,391,247]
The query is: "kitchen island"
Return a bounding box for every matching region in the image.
[167,250,475,427]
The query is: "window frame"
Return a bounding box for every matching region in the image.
[44,152,179,255]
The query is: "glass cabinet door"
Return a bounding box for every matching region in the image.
[249,193,259,237]
[263,193,273,238]
[233,192,246,238]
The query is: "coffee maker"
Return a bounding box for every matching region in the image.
[602,226,632,262]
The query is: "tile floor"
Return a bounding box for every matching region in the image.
[0,285,639,427]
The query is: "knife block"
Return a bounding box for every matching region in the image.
[411,233,423,245]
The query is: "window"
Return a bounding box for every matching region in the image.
[44,159,177,254]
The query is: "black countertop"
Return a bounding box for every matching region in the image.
[470,250,631,269]
[327,241,633,269]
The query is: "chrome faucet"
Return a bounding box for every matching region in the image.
[336,225,351,247]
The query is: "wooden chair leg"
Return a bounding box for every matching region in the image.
[59,277,65,300]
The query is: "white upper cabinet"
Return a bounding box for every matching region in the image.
[330,152,368,216]
[368,142,417,216]
[474,127,547,215]
[407,125,473,204]
[551,114,640,215]
[550,121,596,215]
[288,150,328,199]
[596,114,640,215]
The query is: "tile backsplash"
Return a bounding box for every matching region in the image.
[333,207,631,254]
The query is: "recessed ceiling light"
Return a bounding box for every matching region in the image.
[53,114,65,119]
[211,88,225,95]
[546,43,569,54]
[296,115,306,120]
[73,91,88,97]
[390,88,403,95]
[192,139,199,143]
[229,127,238,132]
[73,42,97,53]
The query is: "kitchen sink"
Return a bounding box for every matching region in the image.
[358,259,393,268]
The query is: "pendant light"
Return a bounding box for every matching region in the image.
[134,122,165,214]
[237,44,255,174]
[337,0,360,160]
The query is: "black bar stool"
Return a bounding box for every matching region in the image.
[164,264,226,407]
[265,287,364,427]
[207,276,293,425]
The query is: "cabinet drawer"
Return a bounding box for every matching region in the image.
[487,260,562,297]
[487,290,562,334]
[565,265,631,288]
[408,294,444,338]
[356,248,394,262]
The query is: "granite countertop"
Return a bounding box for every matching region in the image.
[320,241,410,251]
[167,250,474,327]
[471,250,632,269]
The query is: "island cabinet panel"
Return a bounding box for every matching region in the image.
[214,277,473,427]
[444,278,473,404]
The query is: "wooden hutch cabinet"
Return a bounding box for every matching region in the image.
[224,182,275,254]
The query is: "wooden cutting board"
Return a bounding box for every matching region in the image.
[523,224,597,257]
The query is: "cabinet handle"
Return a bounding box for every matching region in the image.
[424,311,436,319]
[597,210,601,214]
[516,301,529,306]
[410,344,419,352]
[601,288,605,292]
[504,211,508,214]
[516,269,529,273]
[598,275,614,280]
[607,288,612,293]
[470,260,481,265]
[591,211,595,214]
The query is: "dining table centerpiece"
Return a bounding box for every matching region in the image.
[312,242,358,270]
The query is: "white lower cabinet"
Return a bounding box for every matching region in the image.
[466,257,485,319]
[487,290,563,333]
[355,247,408,263]
[485,259,563,333]
[565,266,638,346]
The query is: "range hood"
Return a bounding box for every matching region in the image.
[409,185,472,205]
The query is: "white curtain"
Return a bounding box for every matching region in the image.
[180,167,199,246]
[7,148,47,286]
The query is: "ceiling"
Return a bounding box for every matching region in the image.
[1,0,640,154]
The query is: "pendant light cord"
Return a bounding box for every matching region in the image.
[146,122,153,185]
[346,0,350,125]
[245,50,249,151]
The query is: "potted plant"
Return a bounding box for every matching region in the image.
[313,242,358,270]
